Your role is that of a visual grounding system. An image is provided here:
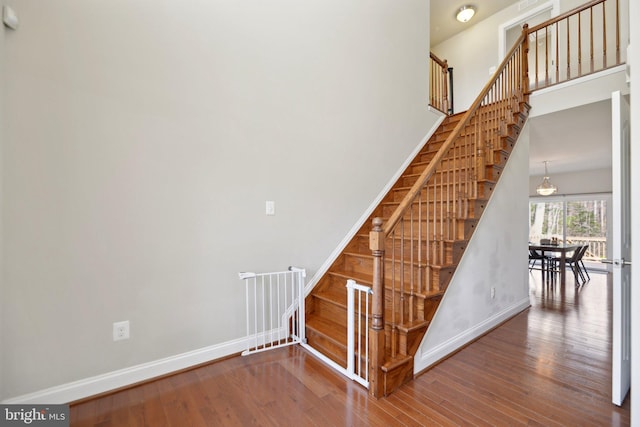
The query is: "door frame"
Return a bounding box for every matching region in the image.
[498,0,559,61]
[628,0,639,420]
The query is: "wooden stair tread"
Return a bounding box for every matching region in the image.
[313,287,347,306]
[329,269,374,285]
[343,251,428,268]
[328,268,447,298]
[414,290,445,300]
[380,354,413,372]
[354,232,470,246]
[387,178,498,188]
[395,319,429,333]
[379,199,488,206]
[306,317,347,347]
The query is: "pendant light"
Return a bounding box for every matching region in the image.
[536,161,558,196]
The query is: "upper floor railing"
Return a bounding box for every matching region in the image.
[524,0,621,91]
[430,0,622,110]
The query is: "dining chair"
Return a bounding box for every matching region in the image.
[529,249,546,271]
[576,245,591,282]
[550,247,586,285]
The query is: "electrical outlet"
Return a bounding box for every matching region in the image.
[491,287,496,299]
[113,320,130,341]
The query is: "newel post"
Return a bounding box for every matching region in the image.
[522,23,530,98]
[369,217,385,397]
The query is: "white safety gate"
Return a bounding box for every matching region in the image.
[239,267,306,355]
[346,279,372,388]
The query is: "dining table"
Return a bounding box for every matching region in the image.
[528,243,582,285]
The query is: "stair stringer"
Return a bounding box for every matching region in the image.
[303,109,446,297]
[414,119,533,374]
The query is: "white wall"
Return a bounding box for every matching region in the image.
[415,121,531,372]
[529,67,629,117]
[1,0,438,400]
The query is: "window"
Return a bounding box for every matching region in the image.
[529,194,611,270]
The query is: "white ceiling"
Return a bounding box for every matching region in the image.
[431,0,516,46]
[527,100,612,176]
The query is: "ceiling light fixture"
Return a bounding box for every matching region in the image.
[536,161,558,196]
[456,5,476,23]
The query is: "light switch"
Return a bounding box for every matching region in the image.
[266,201,275,216]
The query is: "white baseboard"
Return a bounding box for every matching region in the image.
[414,297,531,373]
[304,109,446,295]
[1,337,250,405]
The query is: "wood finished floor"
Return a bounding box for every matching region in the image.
[71,271,630,426]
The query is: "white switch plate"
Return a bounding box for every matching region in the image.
[266,200,275,216]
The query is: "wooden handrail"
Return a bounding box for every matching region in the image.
[429,52,447,69]
[384,33,527,236]
[527,0,605,34]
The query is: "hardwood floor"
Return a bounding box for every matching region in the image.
[71,270,630,426]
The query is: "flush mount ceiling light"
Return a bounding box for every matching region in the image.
[456,5,476,23]
[536,161,558,196]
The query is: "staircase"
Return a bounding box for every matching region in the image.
[302,0,622,399]
[305,99,530,393]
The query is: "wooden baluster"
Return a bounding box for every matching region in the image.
[545,26,549,87]
[443,59,449,114]
[590,7,594,73]
[567,18,572,79]
[400,217,406,327]
[426,171,431,292]
[578,14,582,77]
[478,97,486,186]
[616,0,620,64]
[494,84,498,145]
[470,109,474,199]
[452,125,458,244]
[394,220,401,357]
[602,2,607,68]
[409,203,415,323]
[446,143,451,242]
[534,30,539,89]
[418,190,423,298]
[439,162,445,264]
[522,24,530,97]
[558,22,562,81]
[369,217,385,398]
[430,60,434,108]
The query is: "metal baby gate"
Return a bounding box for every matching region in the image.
[239,267,306,355]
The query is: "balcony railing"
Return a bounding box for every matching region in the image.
[525,0,622,91]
